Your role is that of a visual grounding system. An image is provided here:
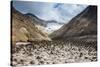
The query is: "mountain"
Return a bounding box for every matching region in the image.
[43,20,64,34]
[25,13,64,34]
[12,7,51,44]
[50,6,97,39]
[25,13,47,27]
[46,20,64,24]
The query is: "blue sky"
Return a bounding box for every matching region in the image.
[13,1,88,23]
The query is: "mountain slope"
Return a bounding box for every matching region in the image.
[25,13,47,27]
[12,7,51,43]
[50,6,97,39]
[25,13,65,34]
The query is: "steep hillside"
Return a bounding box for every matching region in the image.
[12,7,51,43]
[50,6,97,39]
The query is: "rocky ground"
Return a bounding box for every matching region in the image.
[11,39,97,66]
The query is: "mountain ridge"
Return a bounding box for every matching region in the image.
[50,6,97,39]
[12,6,51,44]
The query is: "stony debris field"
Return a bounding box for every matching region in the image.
[11,39,97,66]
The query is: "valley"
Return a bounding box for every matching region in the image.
[11,5,97,66]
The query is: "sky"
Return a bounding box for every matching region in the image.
[12,1,88,23]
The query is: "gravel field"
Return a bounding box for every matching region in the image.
[11,39,97,66]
